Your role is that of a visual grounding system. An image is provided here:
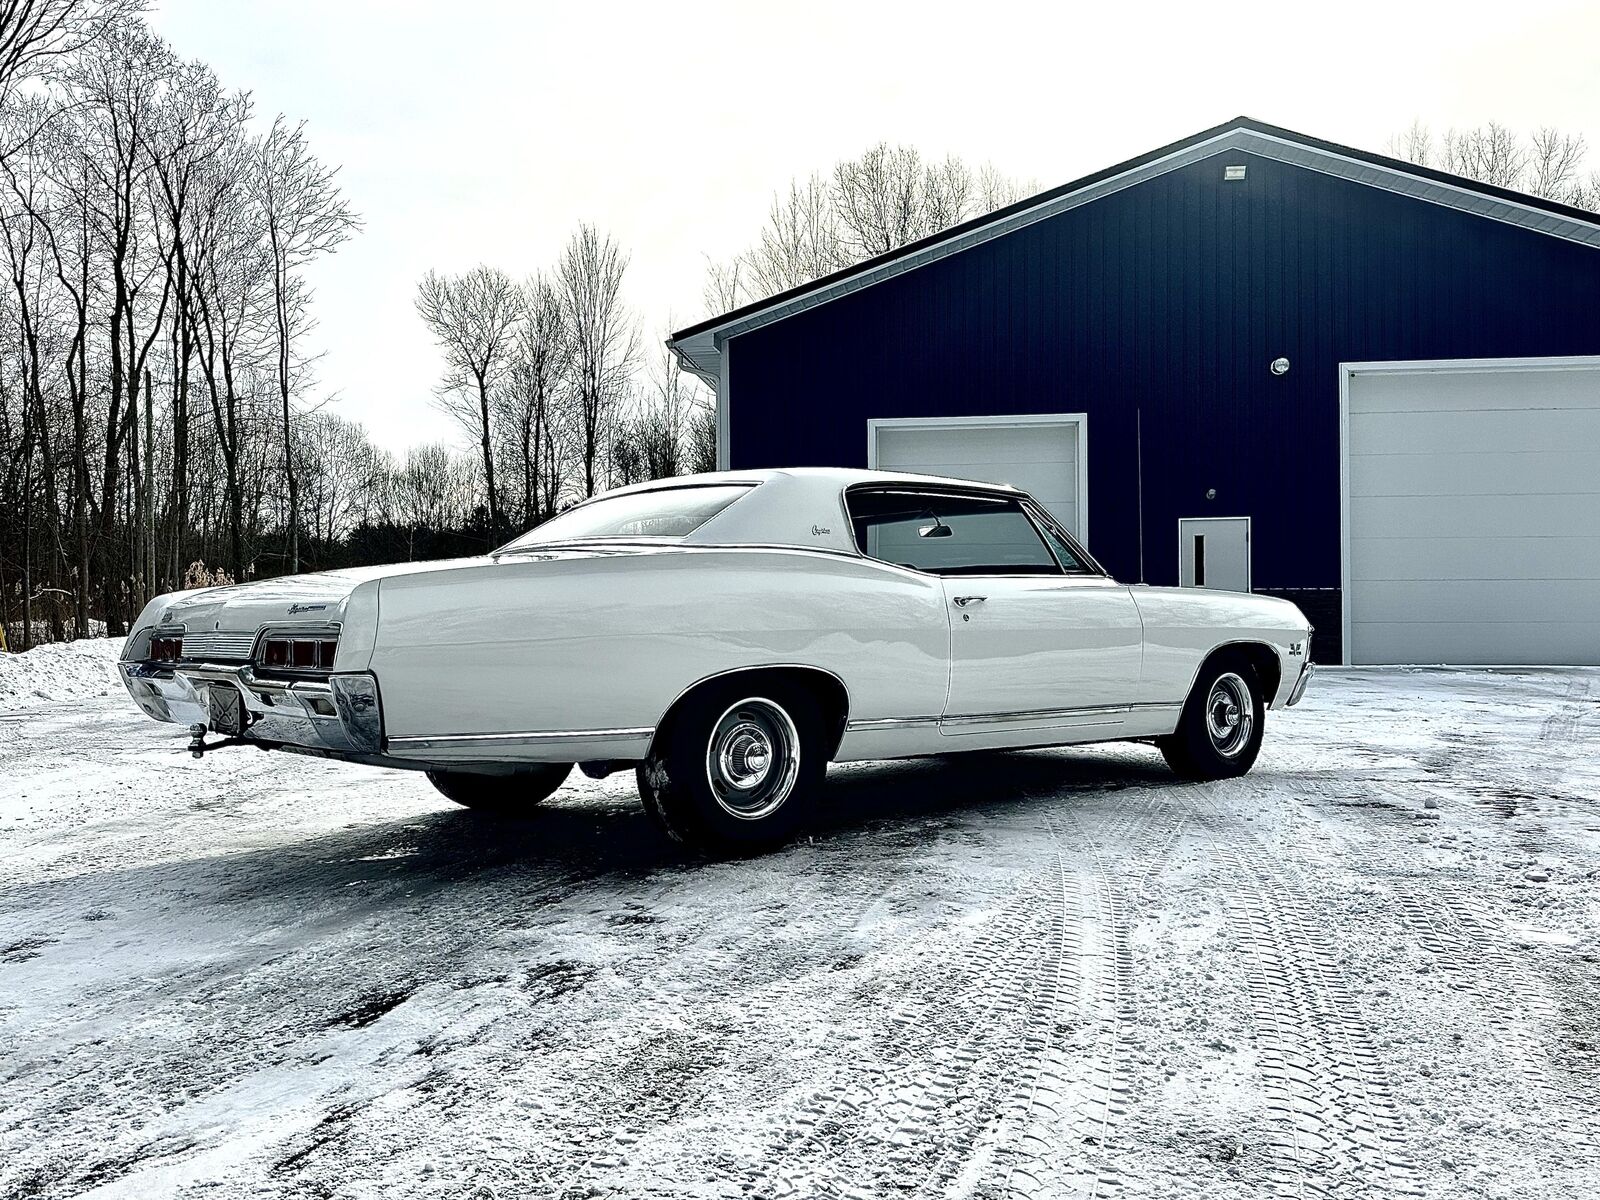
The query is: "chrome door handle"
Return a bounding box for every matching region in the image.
[953,595,987,608]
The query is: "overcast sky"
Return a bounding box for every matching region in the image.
[148,0,1600,456]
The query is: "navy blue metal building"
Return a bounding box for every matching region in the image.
[670,119,1600,666]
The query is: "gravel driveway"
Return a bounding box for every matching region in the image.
[1,666,1597,1199]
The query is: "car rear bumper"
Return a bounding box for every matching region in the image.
[119,661,384,755]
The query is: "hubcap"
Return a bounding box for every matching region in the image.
[1205,672,1255,758]
[706,698,800,820]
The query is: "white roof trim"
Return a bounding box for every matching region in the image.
[670,123,1600,382]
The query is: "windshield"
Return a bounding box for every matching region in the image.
[499,484,754,550]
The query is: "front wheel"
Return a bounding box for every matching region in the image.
[1157,660,1264,780]
[426,763,573,814]
[636,683,826,856]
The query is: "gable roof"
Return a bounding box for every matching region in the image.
[669,116,1600,383]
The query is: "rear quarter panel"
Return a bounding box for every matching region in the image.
[370,547,950,742]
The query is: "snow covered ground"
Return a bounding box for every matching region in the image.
[1,668,1597,1199]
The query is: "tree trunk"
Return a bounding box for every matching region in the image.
[476,373,499,541]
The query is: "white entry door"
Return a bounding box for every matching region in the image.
[868,414,1088,542]
[1179,517,1251,592]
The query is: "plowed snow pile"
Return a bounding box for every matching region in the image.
[0,638,123,712]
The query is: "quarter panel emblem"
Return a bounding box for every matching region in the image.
[288,603,328,615]
[811,525,831,536]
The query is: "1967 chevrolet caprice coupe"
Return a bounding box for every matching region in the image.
[121,468,1313,853]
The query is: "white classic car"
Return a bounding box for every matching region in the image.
[121,468,1313,852]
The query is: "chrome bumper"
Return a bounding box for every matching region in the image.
[1286,659,1315,707]
[119,661,384,755]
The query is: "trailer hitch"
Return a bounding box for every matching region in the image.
[186,723,264,759]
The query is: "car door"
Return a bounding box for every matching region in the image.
[847,487,1144,740]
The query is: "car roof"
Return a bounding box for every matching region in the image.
[603,465,1023,499]
[505,468,1025,555]
[675,468,1024,553]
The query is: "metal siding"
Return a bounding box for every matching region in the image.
[725,150,1600,664]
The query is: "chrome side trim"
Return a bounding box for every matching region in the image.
[388,727,653,751]
[844,715,942,732]
[940,701,1179,727]
[848,702,1181,734]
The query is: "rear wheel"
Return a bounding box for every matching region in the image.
[636,682,825,856]
[426,763,573,813]
[1158,658,1264,781]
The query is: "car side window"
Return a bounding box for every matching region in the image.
[848,489,1063,575]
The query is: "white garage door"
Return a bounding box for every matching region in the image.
[869,415,1087,541]
[1344,359,1600,665]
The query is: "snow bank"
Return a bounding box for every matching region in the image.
[0,637,125,713]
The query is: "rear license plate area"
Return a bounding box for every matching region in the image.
[207,684,245,736]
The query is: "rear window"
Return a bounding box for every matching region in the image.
[500,484,752,548]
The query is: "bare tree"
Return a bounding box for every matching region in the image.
[1390,119,1600,208]
[976,162,1033,211]
[251,114,358,572]
[415,264,522,532]
[701,255,743,317]
[1528,127,1588,201]
[1387,119,1433,167]
[742,173,845,297]
[68,23,175,630]
[189,124,271,582]
[0,0,143,109]
[833,142,927,258]
[556,225,636,497]
[706,144,1030,312]
[495,272,568,525]
[143,56,233,591]
[1441,122,1526,189]
[613,339,700,485]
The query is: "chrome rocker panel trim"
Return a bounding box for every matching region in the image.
[386,727,655,765]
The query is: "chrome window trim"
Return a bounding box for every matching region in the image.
[1019,499,1110,578]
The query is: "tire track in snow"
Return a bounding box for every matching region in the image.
[982,794,1184,1200]
[765,865,1061,1199]
[762,786,1159,1199]
[1325,800,1600,1151]
[1189,801,1422,1200]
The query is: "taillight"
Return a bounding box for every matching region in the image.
[150,636,183,662]
[258,634,337,672]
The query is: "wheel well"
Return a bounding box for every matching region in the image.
[648,667,851,762]
[1194,642,1281,704]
